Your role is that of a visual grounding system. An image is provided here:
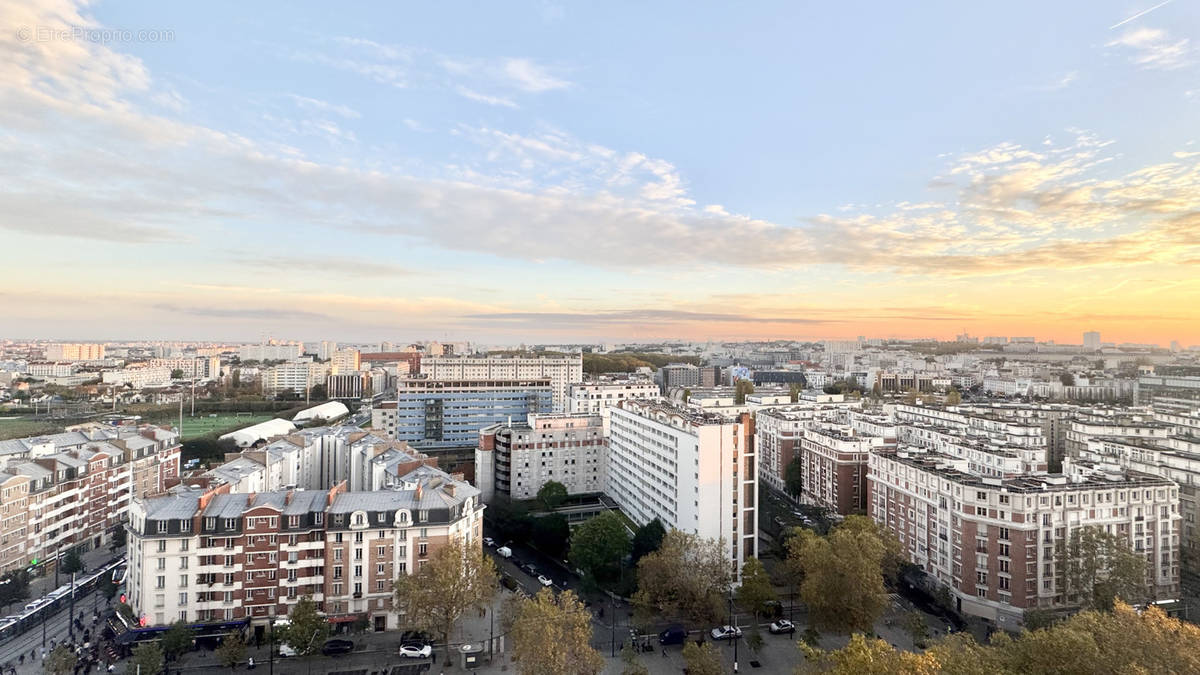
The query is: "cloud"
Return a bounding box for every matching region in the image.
[501,58,570,92]
[286,94,361,119]
[152,304,332,321]
[1039,71,1077,91]
[1106,27,1192,70]
[465,309,831,325]
[454,86,518,108]
[246,256,413,278]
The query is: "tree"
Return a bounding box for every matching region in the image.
[1056,526,1148,610]
[903,610,929,648]
[59,549,83,575]
[536,480,568,511]
[160,619,195,661]
[633,530,730,627]
[837,515,904,584]
[790,521,888,633]
[681,641,723,675]
[394,539,498,666]
[799,633,939,674]
[0,569,31,611]
[510,589,604,675]
[734,379,755,404]
[126,642,164,675]
[790,382,802,403]
[170,369,184,379]
[532,513,570,558]
[274,596,329,656]
[569,511,631,586]
[230,368,241,389]
[736,557,777,618]
[1060,372,1076,386]
[620,644,650,675]
[110,525,127,550]
[945,389,962,405]
[215,633,246,668]
[45,645,77,675]
[903,388,922,404]
[631,518,666,565]
[682,388,691,404]
[784,456,804,498]
[308,383,327,400]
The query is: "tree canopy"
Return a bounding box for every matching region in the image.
[160,619,195,661]
[569,511,631,586]
[537,480,568,510]
[510,589,604,675]
[582,352,700,374]
[633,529,730,626]
[631,518,666,565]
[126,642,164,675]
[46,645,77,675]
[734,379,755,404]
[532,513,571,558]
[788,518,890,633]
[216,633,247,667]
[784,456,804,498]
[394,539,497,665]
[736,557,777,617]
[275,596,329,656]
[682,641,723,675]
[1056,526,1148,610]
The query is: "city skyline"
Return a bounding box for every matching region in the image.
[2,1,1199,344]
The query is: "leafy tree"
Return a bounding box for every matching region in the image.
[537,480,568,510]
[60,549,84,575]
[620,644,650,675]
[308,383,327,400]
[790,382,803,403]
[734,379,755,404]
[569,511,631,586]
[791,521,888,633]
[736,557,777,618]
[1059,372,1076,386]
[488,499,534,542]
[160,619,195,661]
[110,525,127,550]
[903,388,922,404]
[45,645,77,675]
[0,569,31,611]
[784,456,804,498]
[681,641,723,675]
[837,515,904,584]
[532,513,570,558]
[903,610,929,648]
[275,596,329,656]
[682,388,691,403]
[801,626,822,649]
[633,530,730,627]
[213,633,245,667]
[799,633,939,674]
[1056,526,1148,610]
[126,642,164,675]
[945,389,962,405]
[510,589,604,675]
[170,369,184,379]
[394,538,498,666]
[631,518,666,565]
[870,382,883,400]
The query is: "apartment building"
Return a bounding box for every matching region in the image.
[420,355,582,412]
[27,362,78,378]
[475,413,606,502]
[262,361,330,396]
[372,379,553,450]
[607,400,756,578]
[126,466,482,630]
[331,349,361,374]
[656,364,700,395]
[797,425,883,514]
[149,357,221,379]
[755,405,844,494]
[0,424,179,573]
[238,343,304,362]
[868,449,1180,629]
[45,343,106,361]
[568,379,660,418]
[1064,415,1173,461]
[102,366,173,388]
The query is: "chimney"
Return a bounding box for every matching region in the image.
[285,489,294,505]
[415,480,423,502]
[247,493,255,506]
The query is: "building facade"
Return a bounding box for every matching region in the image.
[475,413,606,502]
[420,355,582,412]
[372,379,554,450]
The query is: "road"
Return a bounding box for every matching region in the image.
[0,588,111,672]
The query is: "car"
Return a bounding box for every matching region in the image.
[496,546,512,558]
[321,639,354,656]
[769,619,796,635]
[710,625,742,640]
[536,575,553,587]
[398,643,432,659]
[658,625,688,645]
[483,537,495,547]
[277,642,297,657]
[522,563,538,576]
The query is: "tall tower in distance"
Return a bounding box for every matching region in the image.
[1083,331,1101,352]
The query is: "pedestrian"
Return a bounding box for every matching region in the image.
[662,647,667,657]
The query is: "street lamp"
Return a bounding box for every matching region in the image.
[728,587,739,673]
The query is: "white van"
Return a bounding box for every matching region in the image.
[496,546,512,558]
[274,618,297,657]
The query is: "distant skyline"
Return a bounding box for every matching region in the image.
[2,1,1198,344]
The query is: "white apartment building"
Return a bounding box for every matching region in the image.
[262,361,330,395]
[238,343,304,362]
[607,400,757,579]
[568,380,660,419]
[420,355,583,412]
[476,413,606,502]
[149,357,221,379]
[27,362,79,378]
[102,366,173,388]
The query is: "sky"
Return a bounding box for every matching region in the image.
[1,0,1198,345]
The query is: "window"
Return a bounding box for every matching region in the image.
[179,593,188,606]
[180,540,189,551]
[180,520,191,533]
[155,576,165,589]
[354,565,362,578]
[157,558,166,570]
[224,518,236,529]
[157,521,168,534]
[157,540,167,552]
[179,558,188,570]
[179,575,188,588]
[418,543,427,557]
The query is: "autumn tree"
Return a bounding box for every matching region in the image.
[275,595,329,656]
[633,529,730,627]
[569,511,631,586]
[394,538,498,666]
[620,644,650,675]
[798,633,939,675]
[784,456,804,498]
[790,521,888,633]
[945,389,962,405]
[510,589,604,675]
[736,557,777,618]
[537,480,568,510]
[1056,526,1148,610]
[682,641,723,675]
[790,382,803,403]
[837,515,904,584]
[45,645,77,675]
[0,569,30,611]
[126,642,164,675]
[216,633,247,667]
[734,379,755,404]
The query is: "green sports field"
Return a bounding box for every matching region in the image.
[179,413,274,439]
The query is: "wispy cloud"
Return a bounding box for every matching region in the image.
[1109,0,1175,30]
[286,94,361,119]
[454,86,518,108]
[502,58,570,92]
[1106,27,1192,70]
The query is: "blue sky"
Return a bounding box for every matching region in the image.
[1,1,1199,344]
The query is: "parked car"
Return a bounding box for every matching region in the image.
[398,643,432,659]
[500,574,519,591]
[769,619,796,635]
[710,625,742,640]
[537,574,553,587]
[658,625,688,645]
[483,537,495,547]
[496,546,512,558]
[522,563,538,576]
[321,639,354,656]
